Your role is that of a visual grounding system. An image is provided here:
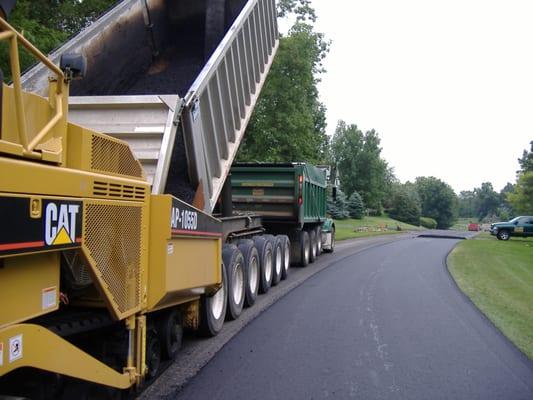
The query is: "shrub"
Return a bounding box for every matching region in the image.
[367,206,383,216]
[420,217,437,229]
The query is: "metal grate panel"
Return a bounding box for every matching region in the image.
[83,202,142,318]
[91,134,143,178]
[92,181,147,201]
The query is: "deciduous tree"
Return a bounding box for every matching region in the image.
[508,172,533,214]
[517,141,533,174]
[474,182,500,220]
[388,185,421,226]
[330,121,388,213]
[415,177,457,229]
[238,22,329,164]
[457,190,476,218]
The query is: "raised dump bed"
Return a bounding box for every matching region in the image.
[21,0,279,213]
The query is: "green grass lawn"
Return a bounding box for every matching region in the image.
[334,216,423,241]
[448,233,533,359]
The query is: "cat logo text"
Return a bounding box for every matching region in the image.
[44,202,81,246]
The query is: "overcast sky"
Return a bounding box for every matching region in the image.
[297,0,532,193]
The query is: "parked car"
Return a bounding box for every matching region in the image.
[468,223,480,231]
[490,216,533,240]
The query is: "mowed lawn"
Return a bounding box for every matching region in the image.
[334,216,422,240]
[448,233,533,359]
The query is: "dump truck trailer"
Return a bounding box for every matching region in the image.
[231,163,335,266]
[0,0,283,397]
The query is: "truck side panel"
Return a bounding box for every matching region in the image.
[231,165,296,220]
[231,163,327,228]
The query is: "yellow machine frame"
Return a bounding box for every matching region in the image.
[0,14,222,391]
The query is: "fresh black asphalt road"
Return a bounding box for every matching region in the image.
[170,236,533,399]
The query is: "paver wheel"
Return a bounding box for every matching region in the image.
[146,329,161,380]
[199,260,228,336]
[157,310,182,360]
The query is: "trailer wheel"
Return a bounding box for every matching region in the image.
[316,226,323,254]
[157,310,182,360]
[146,329,161,380]
[254,236,273,293]
[278,235,291,280]
[222,244,245,320]
[323,227,335,253]
[237,239,260,307]
[264,235,283,286]
[199,261,228,336]
[309,229,317,263]
[299,230,310,267]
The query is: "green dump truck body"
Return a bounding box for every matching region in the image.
[231,163,327,229]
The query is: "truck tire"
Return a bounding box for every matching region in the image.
[199,261,228,337]
[264,234,283,286]
[254,236,273,294]
[278,235,290,280]
[157,310,182,360]
[323,227,335,253]
[299,230,310,267]
[222,244,245,320]
[146,328,161,380]
[309,229,317,263]
[497,229,510,241]
[316,226,323,254]
[237,239,260,307]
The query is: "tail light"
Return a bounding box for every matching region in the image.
[298,175,303,206]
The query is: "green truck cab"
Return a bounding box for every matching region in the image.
[490,216,533,240]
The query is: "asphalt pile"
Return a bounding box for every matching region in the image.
[126,24,205,203]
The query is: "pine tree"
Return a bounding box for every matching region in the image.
[327,188,349,220]
[347,191,365,219]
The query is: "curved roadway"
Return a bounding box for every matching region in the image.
[166,235,533,400]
